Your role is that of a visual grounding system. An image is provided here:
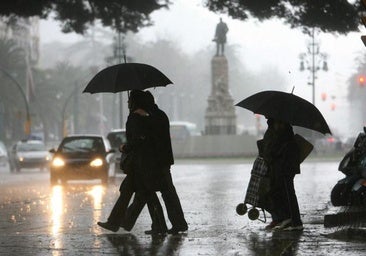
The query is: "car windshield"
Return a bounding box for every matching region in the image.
[59,137,105,153]
[107,132,126,149]
[18,143,46,152]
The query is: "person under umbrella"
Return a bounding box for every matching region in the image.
[122,91,188,235]
[261,118,303,231]
[98,90,167,234]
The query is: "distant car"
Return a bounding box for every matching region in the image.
[315,136,343,154]
[49,135,115,185]
[106,129,126,173]
[170,121,200,140]
[9,140,51,172]
[0,141,8,167]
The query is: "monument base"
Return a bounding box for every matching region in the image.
[204,56,237,135]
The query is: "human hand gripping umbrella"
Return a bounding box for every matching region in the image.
[83,63,173,93]
[235,90,331,135]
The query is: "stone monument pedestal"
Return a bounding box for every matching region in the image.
[205,55,236,135]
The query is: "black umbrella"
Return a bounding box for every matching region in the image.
[236,90,331,135]
[83,63,173,93]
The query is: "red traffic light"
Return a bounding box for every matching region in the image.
[321,92,327,101]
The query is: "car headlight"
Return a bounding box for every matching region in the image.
[90,158,103,167]
[18,156,24,162]
[52,157,65,167]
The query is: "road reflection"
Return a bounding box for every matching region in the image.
[50,185,64,255]
[49,184,106,254]
[244,230,303,255]
[87,185,104,238]
[106,233,185,256]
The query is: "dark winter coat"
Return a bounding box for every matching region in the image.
[123,112,160,192]
[150,104,174,168]
[262,123,301,186]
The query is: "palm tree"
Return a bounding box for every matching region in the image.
[31,61,95,140]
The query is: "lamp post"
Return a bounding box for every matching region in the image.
[0,67,31,137]
[105,33,131,129]
[114,32,127,128]
[299,28,328,106]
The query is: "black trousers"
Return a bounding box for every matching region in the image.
[124,191,167,232]
[281,175,302,226]
[107,175,134,226]
[107,174,166,231]
[270,174,302,225]
[124,167,188,231]
[160,168,187,229]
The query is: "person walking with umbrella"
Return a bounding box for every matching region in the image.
[84,62,174,233]
[262,118,303,230]
[122,91,188,235]
[144,91,188,234]
[236,90,331,230]
[98,90,167,233]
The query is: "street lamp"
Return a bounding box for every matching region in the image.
[61,85,79,137]
[299,28,328,106]
[0,67,31,137]
[116,32,126,129]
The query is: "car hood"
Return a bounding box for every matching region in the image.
[55,152,104,160]
[18,151,50,158]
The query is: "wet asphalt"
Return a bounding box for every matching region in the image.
[0,158,365,256]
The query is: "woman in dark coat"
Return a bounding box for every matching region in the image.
[97,90,166,234]
[262,118,303,231]
[120,90,167,234]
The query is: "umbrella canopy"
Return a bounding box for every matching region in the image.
[236,90,331,135]
[83,63,173,93]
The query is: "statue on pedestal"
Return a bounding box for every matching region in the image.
[212,18,229,56]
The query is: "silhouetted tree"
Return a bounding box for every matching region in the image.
[0,0,170,33]
[206,0,362,34]
[0,1,362,35]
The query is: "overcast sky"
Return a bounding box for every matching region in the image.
[39,0,366,137]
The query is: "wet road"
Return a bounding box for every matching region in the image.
[0,158,365,255]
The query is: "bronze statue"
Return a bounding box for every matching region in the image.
[213,18,229,56]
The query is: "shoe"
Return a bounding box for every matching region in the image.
[97,221,119,232]
[283,224,304,231]
[264,221,280,230]
[272,219,292,231]
[120,223,132,232]
[167,226,188,235]
[144,229,167,235]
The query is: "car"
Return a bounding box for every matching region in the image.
[9,140,51,172]
[49,135,115,185]
[106,129,126,173]
[170,121,200,140]
[0,141,8,167]
[315,135,343,154]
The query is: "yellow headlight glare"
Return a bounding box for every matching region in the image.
[52,157,65,167]
[90,158,103,167]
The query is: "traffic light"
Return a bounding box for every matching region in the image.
[358,75,366,86]
[321,92,327,101]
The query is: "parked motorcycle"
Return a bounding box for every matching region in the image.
[331,127,366,207]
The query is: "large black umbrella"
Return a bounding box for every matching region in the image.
[236,90,331,135]
[83,63,173,93]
